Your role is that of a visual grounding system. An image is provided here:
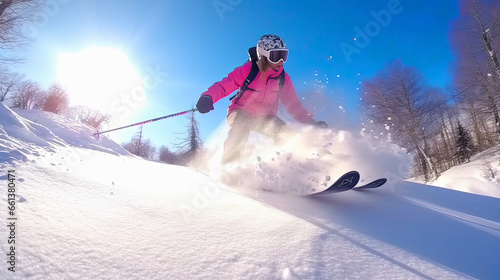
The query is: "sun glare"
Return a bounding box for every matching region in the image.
[57,47,144,115]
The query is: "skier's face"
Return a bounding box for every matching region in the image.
[266,59,283,72]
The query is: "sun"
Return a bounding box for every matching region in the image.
[57,47,144,115]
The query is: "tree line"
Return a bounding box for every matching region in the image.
[1,77,111,130]
[1,73,202,166]
[2,74,203,166]
[361,0,500,181]
[121,111,204,166]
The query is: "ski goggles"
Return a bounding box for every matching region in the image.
[257,46,289,64]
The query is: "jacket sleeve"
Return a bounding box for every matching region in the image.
[279,73,316,124]
[201,62,252,103]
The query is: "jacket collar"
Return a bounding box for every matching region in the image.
[262,65,284,79]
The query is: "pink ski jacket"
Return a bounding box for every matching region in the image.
[201,62,315,124]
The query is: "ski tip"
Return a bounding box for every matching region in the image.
[335,171,360,189]
[308,170,360,195]
[355,178,387,190]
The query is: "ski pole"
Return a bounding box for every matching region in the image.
[93,108,198,137]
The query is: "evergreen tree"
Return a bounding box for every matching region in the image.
[455,122,475,163]
[176,111,203,165]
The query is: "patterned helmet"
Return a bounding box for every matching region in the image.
[257,34,287,51]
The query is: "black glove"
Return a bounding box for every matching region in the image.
[196,95,214,114]
[315,121,328,128]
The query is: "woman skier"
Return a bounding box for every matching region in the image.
[196,34,326,164]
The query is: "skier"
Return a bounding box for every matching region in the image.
[196,34,327,164]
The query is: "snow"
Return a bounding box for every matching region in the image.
[203,125,410,196]
[427,148,500,199]
[1,102,499,279]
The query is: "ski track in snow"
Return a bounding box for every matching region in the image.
[284,215,459,280]
[254,184,499,280]
[402,197,500,238]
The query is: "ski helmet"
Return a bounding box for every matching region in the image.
[257,34,288,64]
[257,34,287,51]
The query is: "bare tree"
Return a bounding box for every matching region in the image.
[158,145,177,164]
[10,79,44,109]
[424,91,460,171]
[450,0,500,142]
[43,83,69,114]
[468,0,500,80]
[361,60,440,180]
[66,105,110,129]
[0,0,44,64]
[122,127,156,159]
[123,136,156,159]
[0,71,24,102]
[481,159,497,179]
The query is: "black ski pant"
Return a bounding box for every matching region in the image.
[222,110,289,164]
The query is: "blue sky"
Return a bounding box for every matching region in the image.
[14,0,459,150]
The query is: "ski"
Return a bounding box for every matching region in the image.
[307,171,360,196]
[354,178,387,190]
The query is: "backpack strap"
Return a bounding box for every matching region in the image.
[230,47,259,101]
[229,46,286,102]
[278,69,285,87]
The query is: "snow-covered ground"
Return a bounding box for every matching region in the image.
[1,102,499,279]
[427,148,500,199]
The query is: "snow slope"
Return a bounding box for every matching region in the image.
[1,103,499,279]
[429,147,500,199]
